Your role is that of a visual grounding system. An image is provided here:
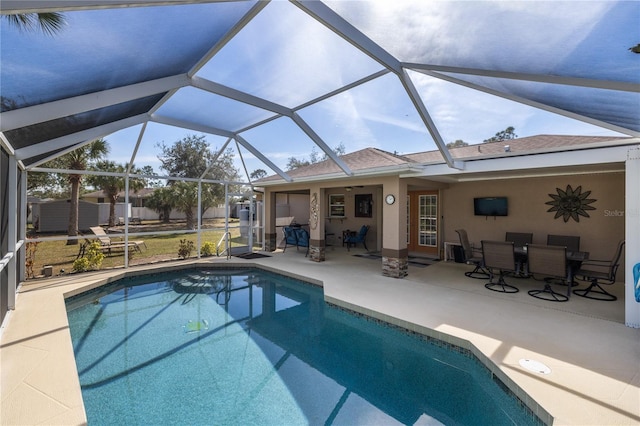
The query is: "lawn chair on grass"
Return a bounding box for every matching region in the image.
[89,226,146,254]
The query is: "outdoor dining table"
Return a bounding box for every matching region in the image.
[514,246,589,298]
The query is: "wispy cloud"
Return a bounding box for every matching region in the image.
[329,1,611,71]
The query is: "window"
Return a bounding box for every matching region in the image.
[329,194,345,217]
[406,195,411,244]
[418,194,437,247]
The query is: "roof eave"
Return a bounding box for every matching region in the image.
[256,164,421,187]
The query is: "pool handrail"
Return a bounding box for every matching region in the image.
[216,231,231,260]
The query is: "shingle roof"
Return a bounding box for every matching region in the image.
[259,148,413,182]
[404,135,628,163]
[257,135,631,183]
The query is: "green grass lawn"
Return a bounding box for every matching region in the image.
[25,222,250,279]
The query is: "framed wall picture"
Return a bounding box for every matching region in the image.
[355,194,373,218]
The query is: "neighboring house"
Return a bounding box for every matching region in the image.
[82,188,156,207]
[256,135,634,286]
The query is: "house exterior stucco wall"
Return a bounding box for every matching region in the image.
[441,172,626,279]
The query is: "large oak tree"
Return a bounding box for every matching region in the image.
[157,134,240,224]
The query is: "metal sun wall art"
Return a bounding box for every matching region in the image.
[545,184,596,223]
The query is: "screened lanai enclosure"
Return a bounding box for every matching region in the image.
[1,1,640,327]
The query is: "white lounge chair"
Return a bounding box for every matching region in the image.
[89,226,146,254]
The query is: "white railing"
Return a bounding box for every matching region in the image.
[216,231,231,260]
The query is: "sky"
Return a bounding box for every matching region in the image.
[2,1,636,182]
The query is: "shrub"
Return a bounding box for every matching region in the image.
[72,257,90,273]
[73,242,104,272]
[178,239,195,259]
[201,241,215,257]
[86,242,105,269]
[25,241,39,278]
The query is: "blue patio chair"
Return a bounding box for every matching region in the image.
[294,228,310,256]
[283,226,309,256]
[344,225,369,251]
[283,227,298,251]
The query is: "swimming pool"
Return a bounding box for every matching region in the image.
[66,267,542,425]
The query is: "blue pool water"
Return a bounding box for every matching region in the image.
[66,268,541,425]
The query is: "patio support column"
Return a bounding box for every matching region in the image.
[308,185,325,262]
[381,178,408,278]
[625,146,640,328]
[6,155,17,309]
[19,169,27,283]
[263,189,278,252]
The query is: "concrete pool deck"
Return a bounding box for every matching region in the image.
[1,247,639,425]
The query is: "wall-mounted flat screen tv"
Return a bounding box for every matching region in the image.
[474,197,508,216]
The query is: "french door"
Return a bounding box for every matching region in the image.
[407,191,438,256]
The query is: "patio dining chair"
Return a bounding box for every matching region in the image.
[506,232,533,276]
[526,244,569,302]
[546,234,582,287]
[505,232,533,248]
[481,240,519,293]
[573,240,625,301]
[547,234,580,252]
[455,229,489,279]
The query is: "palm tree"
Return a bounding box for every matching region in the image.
[3,12,66,35]
[50,139,109,244]
[87,161,146,228]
